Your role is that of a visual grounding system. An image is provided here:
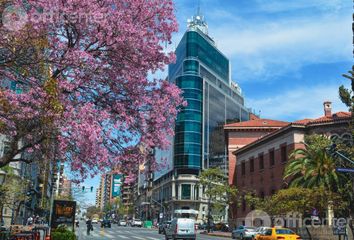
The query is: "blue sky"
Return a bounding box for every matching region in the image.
[80,0,353,205]
[173,0,352,121]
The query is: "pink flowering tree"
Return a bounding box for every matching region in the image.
[0,0,183,180]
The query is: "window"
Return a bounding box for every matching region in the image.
[241,161,245,176]
[281,145,287,162]
[269,149,275,166]
[264,229,272,236]
[181,184,191,200]
[250,158,254,173]
[259,153,264,170]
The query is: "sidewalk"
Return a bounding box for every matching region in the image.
[200,231,232,238]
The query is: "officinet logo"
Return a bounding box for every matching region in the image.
[245,210,272,227]
[2,5,28,31]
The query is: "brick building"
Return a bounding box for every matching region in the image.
[224,102,352,226]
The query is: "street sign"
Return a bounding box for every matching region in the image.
[51,200,76,231]
[336,168,354,173]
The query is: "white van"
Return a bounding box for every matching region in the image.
[165,218,196,240]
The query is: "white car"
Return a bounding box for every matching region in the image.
[92,219,98,224]
[132,219,143,227]
[119,220,127,226]
[165,218,196,240]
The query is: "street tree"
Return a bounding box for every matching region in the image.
[0,166,30,224]
[245,187,347,222]
[284,135,348,192]
[86,206,102,219]
[199,167,237,233]
[284,134,353,218]
[0,0,184,181]
[336,66,354,159]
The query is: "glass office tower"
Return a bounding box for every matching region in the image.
[168,15,249,176]
[149,14,250,223]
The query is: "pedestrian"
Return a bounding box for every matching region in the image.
[86,218,92,235]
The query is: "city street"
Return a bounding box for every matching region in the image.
[75,224,229,240]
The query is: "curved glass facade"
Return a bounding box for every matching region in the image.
[174,75,203,170]
[167,28,250,176]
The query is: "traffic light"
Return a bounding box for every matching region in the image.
[90,186,93,192]
[82,186,85,192]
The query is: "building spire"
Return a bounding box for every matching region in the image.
[197,0,201,16]
[187,0,208,35]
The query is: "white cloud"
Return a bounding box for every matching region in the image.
[247,82,350,121]
[209,14,352,82]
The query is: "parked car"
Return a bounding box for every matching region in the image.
[132,219,143,227]
[215,222,230,232]
[256,227,301,240]
[101,219,111,228]
[119,220,127,226]
[232,226,257,239]
[198,222,215,231]
[158,221,171,234]
[165,218,196,240]
[91,218,99,224]
[253,227,271,240]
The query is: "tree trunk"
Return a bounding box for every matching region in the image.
[13,201,23,225]
[207,196,211,233]
[0,205,3,226]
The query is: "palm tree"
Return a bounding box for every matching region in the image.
[284,137,347,192]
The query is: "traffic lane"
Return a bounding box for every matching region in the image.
[119,226,231,240]
[76,225,165,240]
[76,224,231,240]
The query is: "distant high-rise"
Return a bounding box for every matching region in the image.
[151,12,250,222]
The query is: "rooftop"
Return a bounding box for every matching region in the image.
[294,111,351,126]
[224,119,289,129]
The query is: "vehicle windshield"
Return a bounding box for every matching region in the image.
[276,229,295,235]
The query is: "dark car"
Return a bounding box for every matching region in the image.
[101,219,111,228]
[158,221,171,234]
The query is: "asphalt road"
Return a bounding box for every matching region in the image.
[75,224,229,240]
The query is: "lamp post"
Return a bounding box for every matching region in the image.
[151,198,165,223]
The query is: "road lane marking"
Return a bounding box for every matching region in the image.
[119,236,129,239]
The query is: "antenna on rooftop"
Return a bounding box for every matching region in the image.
[187,0,209,35]
[197,0,201,16]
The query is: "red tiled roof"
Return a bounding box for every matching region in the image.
[294,112,351,125]
[224,119,289,128]
[234,111,351,155]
